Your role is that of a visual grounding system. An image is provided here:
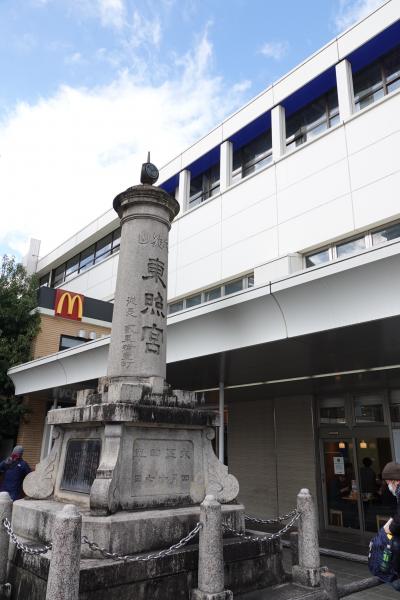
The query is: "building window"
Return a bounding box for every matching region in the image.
[232,131,272,183]
[305,249,330,268]
[59,335,88,351]
[353,45,400,111]
[390,390,400,426]
[336,236,366,259]
[39,274,50,287]
[354,394,384,424]
[286,89,339,151]
[372,222,400,245]
[167,273,254,315]
[189,164,220,209]
[51,227,122,287]
[319,397,346,424]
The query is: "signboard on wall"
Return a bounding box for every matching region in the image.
[333,456,345,475]
[54,289,84,321]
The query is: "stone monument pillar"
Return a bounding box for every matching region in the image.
[107,180,179,399]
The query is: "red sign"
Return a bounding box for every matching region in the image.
[54,289,84,321]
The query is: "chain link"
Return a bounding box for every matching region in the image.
[81,521,202,562]
[223,510,300,543]
[244,509,298,525]
[2,518,52,555]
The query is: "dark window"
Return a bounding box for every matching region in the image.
[224,279,243,295]
[286,89,339,151]
[52,264,66,287]
[189,164,220,209]
[59,335,88,351]
[186,294,202,308]
[232,131,272,183]
[112,227,121,251]
[204,287,221,302]
[65,255,79,282]
[168,300,184,314]
[39,274,50,287]
[95,234,112,262]
[79,245,95,272]
[353,45,400,111]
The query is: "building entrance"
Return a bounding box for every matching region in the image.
[321,436,396,534]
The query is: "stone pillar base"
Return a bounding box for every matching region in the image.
[292,565,320,587]
[191,589,233,600]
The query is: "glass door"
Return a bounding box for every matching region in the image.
[322,439,360,530]
[356,437,396,533]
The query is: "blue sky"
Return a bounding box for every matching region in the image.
[0,0,387,259]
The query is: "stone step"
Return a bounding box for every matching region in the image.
[238,582,322,600]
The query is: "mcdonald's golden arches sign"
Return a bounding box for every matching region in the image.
[54,289,84,321]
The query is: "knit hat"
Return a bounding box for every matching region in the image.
[382,461,400,481]
[12,445,24,456]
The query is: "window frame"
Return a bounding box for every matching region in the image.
[188,164,221,209]
[286,89,339,151]
[353,44,400,112]
[232,131,272,183]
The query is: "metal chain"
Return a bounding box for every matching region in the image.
[81,521,202,562]
[2,518,52,555]
[244,509,298,525]
[223,510,300,543]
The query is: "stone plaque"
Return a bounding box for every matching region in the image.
[61,439,101,494]
[132,438,194,497]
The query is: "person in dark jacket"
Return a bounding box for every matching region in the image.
[0,446,31,501]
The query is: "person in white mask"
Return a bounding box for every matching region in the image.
[381,462,400,535]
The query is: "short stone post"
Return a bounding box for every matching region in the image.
[46,504,82,600]
[192,495,233,600]
[292,488,320,587]
[321,570,339,600]
[0,492,12,598]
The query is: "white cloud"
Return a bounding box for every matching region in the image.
[130,10,162,48]
[64,52,83,65]
[334,0,387,32]
[0,33,249,258]
[259,41,289,61]
[97,0,126,30]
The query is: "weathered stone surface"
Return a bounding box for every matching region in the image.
[23,428,64,499]
[0,492,12,587]
[107,184,179,394]
[292,488,320,587]
[12,499,245,557]
[46,504,81,600]
[8,535,284,600]
[192,495,232,599]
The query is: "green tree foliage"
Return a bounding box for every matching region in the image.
[0,255,40,439]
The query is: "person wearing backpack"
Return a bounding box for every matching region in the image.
[0,445,31,501]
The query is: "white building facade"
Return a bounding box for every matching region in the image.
[11,0,400,545]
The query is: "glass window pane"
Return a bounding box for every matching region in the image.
[39,274,49,287]
[354,62,384,110]
[305,249,330,268]
[383,46,400,85]
[372,223,400,245]
[186,294,202,308]
[336,237,366,258]
[79,245,95,271]
[247,274,254,287]
[320,398,346,424]
[390,390,400,425]
[95,234,112,261]
[354,395,384,423]
[59,335,87,351]
[224,279,243,295]
[65,255,79,281]
[168,301,184,314]
[112,228,121,250]
[204,287,221,302]
[53,264,65,287]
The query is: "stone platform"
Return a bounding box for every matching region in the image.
[8,534,285,600]
[12,499,245,558]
